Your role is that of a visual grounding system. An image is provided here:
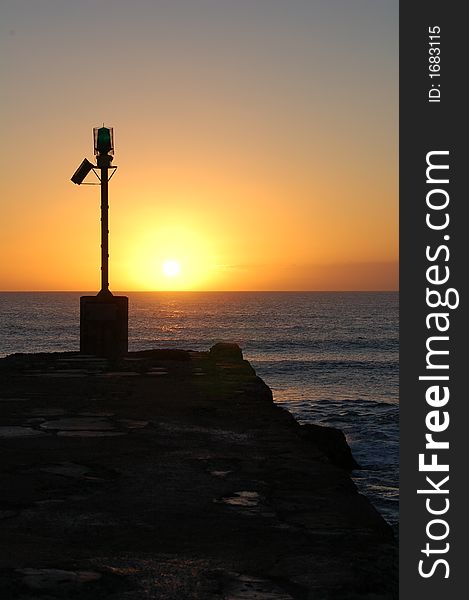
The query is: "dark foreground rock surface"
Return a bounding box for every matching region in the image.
[0,346,397,599]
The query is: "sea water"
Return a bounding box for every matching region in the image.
[0,291,398,530]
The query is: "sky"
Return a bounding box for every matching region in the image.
[1,0,398,291]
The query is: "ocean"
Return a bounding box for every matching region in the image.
[0,291,398,531]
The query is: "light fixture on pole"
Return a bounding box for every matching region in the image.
[71,159,95,185]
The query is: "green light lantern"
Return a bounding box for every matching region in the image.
[93,126,114,156]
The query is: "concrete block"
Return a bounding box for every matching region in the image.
[80,295,128,357]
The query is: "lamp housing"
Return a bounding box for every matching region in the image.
[94,126,114,156]
[71,158,95,185]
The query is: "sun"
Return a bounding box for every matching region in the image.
[123,222,217,290]
[162,259,181,278]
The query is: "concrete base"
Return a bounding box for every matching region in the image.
[80,294,128,357]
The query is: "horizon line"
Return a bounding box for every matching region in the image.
[0,289,399,293]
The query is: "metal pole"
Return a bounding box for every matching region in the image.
[100,166,109,295]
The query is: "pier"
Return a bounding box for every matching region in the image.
[0,344,396,599]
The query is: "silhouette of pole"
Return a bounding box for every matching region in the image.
[100,159,110,295]
[71,126,116,297]
[94,127,114,298]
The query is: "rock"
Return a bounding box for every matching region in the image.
[130,349,190,361]
[117,419,149,429]
[220,491,260,507]
[39,462,90,478]
[40,417,115,431]
[210,342,243,362]
[17,568,101,592]
[57,430,126,437]
[0,426,47,438]
[210,470,232,478]
[29,408,66,416]
[0,398,27,402]
[221,572,294,599]
[300,423,360,470]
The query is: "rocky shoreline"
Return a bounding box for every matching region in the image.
[0,344,397,599]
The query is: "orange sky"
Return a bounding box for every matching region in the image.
[1,0,398,291]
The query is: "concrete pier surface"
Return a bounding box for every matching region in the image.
[0,344,397,599]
